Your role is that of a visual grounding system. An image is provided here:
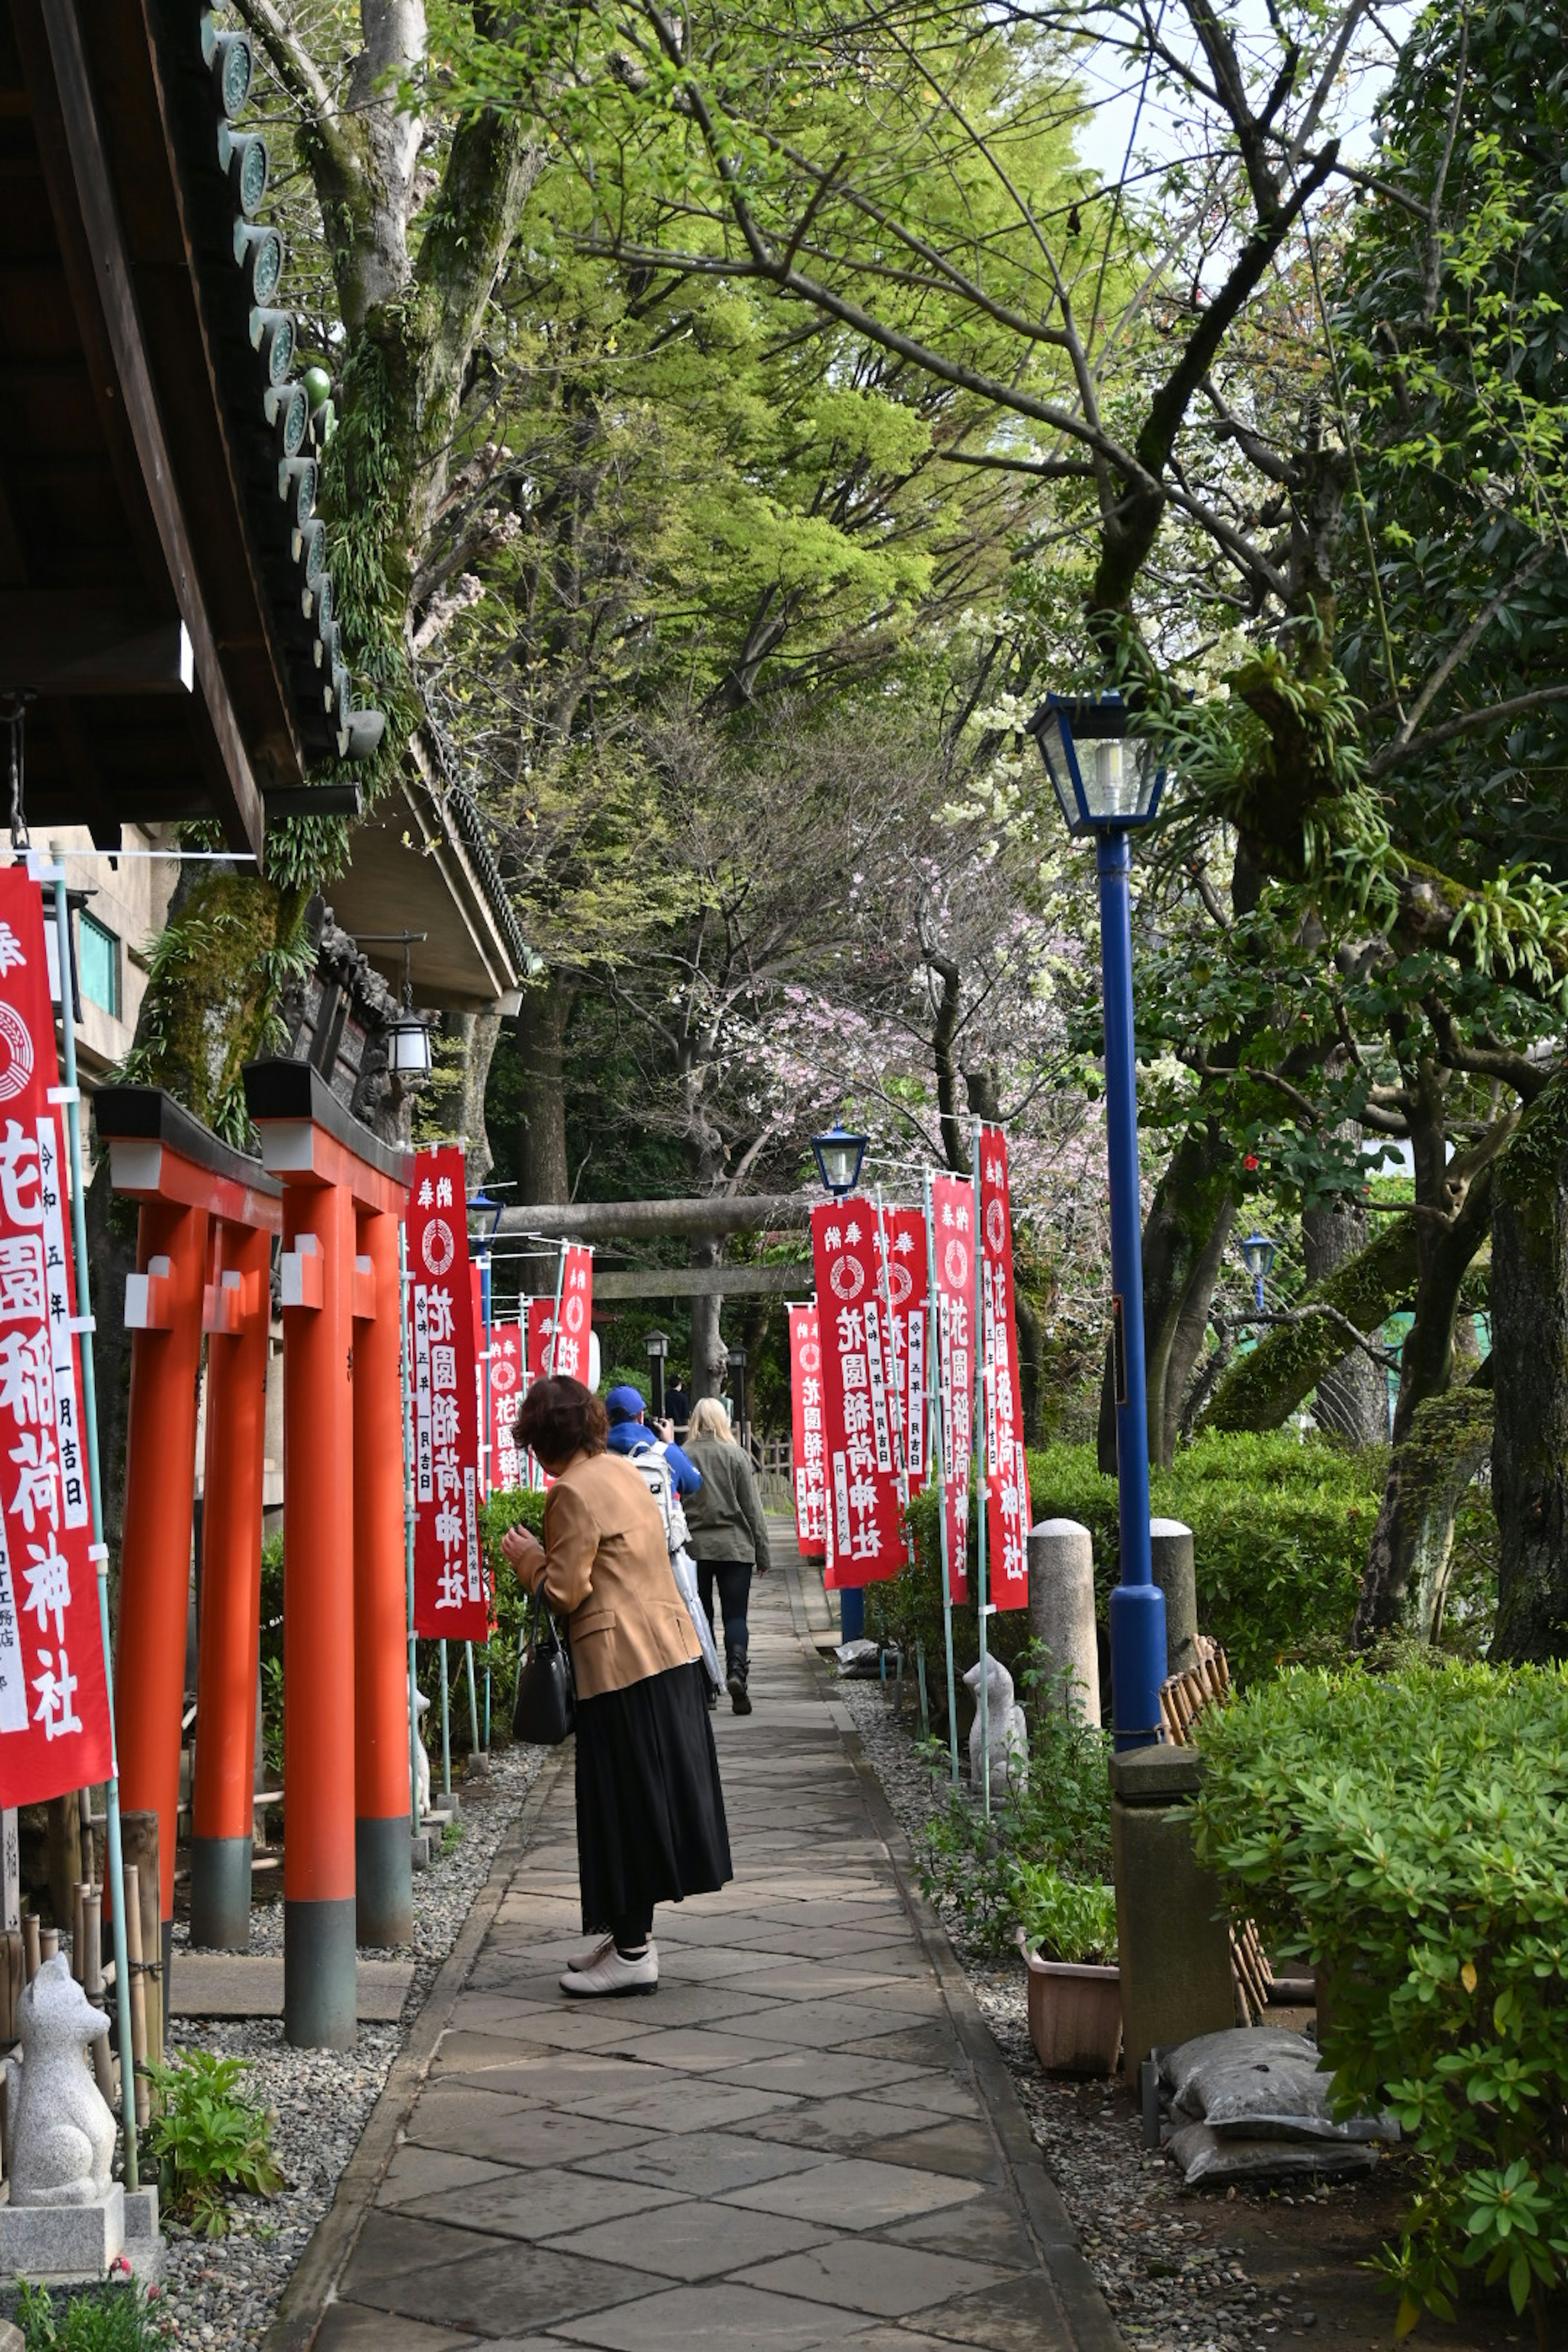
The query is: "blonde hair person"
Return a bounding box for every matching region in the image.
[681,1393,772,1713]
[688,1396,735,1444]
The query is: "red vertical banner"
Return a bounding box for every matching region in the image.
[489,1322,523,1492]
[406,1145,489,1639]
[980,1125,1031,1609]
[876,1206,929,1492]
[526,1252,594,1383]
[524,1292,552,1390]
[812,1203,907,1590]
[929,1175,973,1604]
[0,870,112,1804]
[470,1262,487,1498]
[550,1247,593,1381]
[787,1304,827,1553]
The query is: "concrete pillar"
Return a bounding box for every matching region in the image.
[1149,1518,1197,1679]
[116,1199,209,1929]
[352,1206,413,1947]
[191,1222,271,1950]
[1109,1743,1235,2085]
[281,1182,357,2047]
[1027,1519,1100,1725]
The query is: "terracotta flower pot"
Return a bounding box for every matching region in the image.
[1024,1946,1123,2076]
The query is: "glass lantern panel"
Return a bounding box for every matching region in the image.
[1078,735,1154,822]
[1035,713,1080,832]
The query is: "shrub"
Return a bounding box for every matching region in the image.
[872,1433,1383,1701]
[143,2048,283,2237]
[1193,1660,1568,2340]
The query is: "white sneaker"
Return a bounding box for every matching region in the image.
[560,1944,659,1998]
[567,1933,658,1976]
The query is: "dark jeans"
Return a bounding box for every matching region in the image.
[697,1559,752,1662]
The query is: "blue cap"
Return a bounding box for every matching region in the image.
[606,1384,646,1422]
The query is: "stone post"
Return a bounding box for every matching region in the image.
[1149,1518,1197,1678]
[1027,1519,1101,1725]
[1109,1743,1235,2085]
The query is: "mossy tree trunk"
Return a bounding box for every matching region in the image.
[1205,1213,1421,1432]
[1302,1184,1388,1445]
[1353,1081,1506,1643]
[1492,1075,1568,1661]
[1096,1121,1236,1472]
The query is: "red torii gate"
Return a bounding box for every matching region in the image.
[242,1059,411,2046]
[100,1068,412,2048]
[98,1089,282,1983]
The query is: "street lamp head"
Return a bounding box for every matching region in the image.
[726,1345,747,1371]
[811,1120,868,1198]
[644,1328,670,1362]
[386,1013,432,1077]
[1239,1231,1277,1282]
[1027,693,1167,835]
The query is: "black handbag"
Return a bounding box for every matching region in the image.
[512,1588,576,1745]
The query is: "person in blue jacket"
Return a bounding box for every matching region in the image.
[604,1385,703,1496]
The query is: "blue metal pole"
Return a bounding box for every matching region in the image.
[1095,829,1167,1751]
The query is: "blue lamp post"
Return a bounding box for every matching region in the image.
[1029,690,1169,1751]
[1239,1230,1276,1316]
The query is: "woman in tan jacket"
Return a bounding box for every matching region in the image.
[501,1376,731,1999]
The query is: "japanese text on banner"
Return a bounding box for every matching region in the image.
[526,1252,593,1388]
[875,1205,929,1493]
[0,869,112,1805]
[811,1203,907,1590]
[787,1304,827,1554]
[405,1145,489,1639]
[980,1126,1031,1609]
[488,1322,523,1492]
[928,1174,973,1604]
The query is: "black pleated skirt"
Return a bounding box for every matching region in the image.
[575,1659,733,1931]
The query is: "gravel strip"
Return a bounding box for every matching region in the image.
[152,1740,545,2349]
[838,1677,1336,2352]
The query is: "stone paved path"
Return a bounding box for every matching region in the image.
[314,1543,1123,2352]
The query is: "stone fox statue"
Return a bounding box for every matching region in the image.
[3,1955,116,2207]
[964,1655,1029,1800]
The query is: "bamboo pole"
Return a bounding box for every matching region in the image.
[121,1863,149,2129]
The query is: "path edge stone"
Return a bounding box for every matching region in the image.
[782,1547,1129,2352]
[259,1747,572,2352]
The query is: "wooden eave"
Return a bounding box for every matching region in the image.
[0,0,361,857]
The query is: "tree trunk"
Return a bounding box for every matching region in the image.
[430,1006,502,1179]
[1492,1079,1568,1661]
[1160,1192,1236,1452]
[1098,1121,1236,1472]
[1302,1189,1389,1446]
[1399,1380,1494,1644]
[1205,1214,1421,1432]
[515,976,572,1204]
[1353,1145,1497,1645]
[690,1234,726,1401]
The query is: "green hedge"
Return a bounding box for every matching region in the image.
[867,1430,1382,1712]
[1194,1662,1568,2334]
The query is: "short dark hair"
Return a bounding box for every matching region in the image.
[514,1376,608,1468]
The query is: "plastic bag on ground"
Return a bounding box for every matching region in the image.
[1167,2122,1383,2189]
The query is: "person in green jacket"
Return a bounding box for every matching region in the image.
[682,1396,772,1714]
